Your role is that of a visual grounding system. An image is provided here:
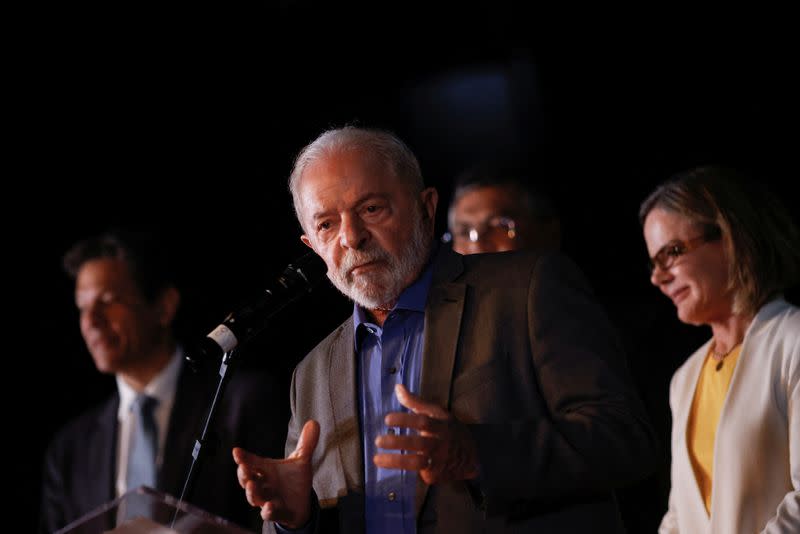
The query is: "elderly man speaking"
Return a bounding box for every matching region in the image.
[233,125,658,534]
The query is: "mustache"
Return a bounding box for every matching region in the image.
[338,245,392,274]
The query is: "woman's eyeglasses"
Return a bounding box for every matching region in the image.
[648,235,711,274]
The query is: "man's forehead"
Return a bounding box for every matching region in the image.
[76,258,135,288]
[298,163,403,206]
[455,187,517,217]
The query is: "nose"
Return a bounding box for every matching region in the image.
[650,264,672,287]
[339,213,369,250]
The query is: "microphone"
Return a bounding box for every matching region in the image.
[187,251,327,366]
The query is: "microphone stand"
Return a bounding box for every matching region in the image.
[171,347,240,528]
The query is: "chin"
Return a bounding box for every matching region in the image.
[355,279,392,297]
[676,306,704,326]
[348,281,397,308]
[91,354,122,375]
[353,291,395,309]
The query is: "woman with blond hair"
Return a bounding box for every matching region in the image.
[640,165,799,533]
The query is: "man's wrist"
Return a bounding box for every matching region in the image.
[274,491,318,533]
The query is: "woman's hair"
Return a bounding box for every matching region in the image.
[639,165,800,315]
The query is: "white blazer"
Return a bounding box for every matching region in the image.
[659,298,800,533]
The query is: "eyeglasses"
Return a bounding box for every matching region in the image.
[442,216,517,245]
[648,235,711,274]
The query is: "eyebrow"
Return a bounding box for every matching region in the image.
[453,211,503,223]
[654,239,680,253]
[651,234,710,261]
[310,192,388,221]
[649,239,678,259]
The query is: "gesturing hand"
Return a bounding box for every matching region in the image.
[373,384,480,485]
[232,420,320,529]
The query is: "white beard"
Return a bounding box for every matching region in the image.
[327,211,431,310]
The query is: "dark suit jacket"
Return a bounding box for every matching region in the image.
[267,248,659,534]
[40,360,289,533]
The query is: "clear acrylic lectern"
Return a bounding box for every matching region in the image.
[55,485,253,534]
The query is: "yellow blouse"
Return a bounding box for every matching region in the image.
[685,342,742,514]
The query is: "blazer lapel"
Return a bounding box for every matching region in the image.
[326,320,364,502]
[88,397,119,509]
[676,340,713,531]
[416,248,466,515]
[159,363,210,499]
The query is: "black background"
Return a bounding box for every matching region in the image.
[12,5,798,533]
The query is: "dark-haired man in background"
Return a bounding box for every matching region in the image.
[40,229,289,533]
[445,161,561,255]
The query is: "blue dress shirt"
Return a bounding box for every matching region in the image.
[276,263,433,534]
[354,264,432,534]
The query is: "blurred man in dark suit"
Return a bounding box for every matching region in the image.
[40,228,289,533]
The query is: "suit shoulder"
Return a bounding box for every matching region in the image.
[460,249,587,287]
[45,395,116,455]
[460,248,539,269]
[767,300,800,336]
[463,248,583,271]
[751,299,800,356]
[458,249,535,281]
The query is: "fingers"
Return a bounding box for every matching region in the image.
[373,451,430,471]
[261,501,278,521]
[375,432,433,452]
[394,384,449,419]
[373,431,438,476]
[233,447,270,491]
[384,412,446,435]
[260,500,297,525]
[244,479,269,507]
[289,419,320,460]
[232,446,264,466]
[374,451,442,486]
[234,435,317,526]
[237,461,262,488]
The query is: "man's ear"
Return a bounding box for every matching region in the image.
[300,235,314,250]
[420,186,438,222]
[156,286,180,327]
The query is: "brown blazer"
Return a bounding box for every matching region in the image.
[268,247,658,533]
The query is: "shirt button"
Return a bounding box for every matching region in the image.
[387,491,396,502]
[388,366,397,374]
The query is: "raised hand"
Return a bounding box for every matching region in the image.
[373,384,480,485]
[232,420,320,528]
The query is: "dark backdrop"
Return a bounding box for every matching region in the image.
[13,6,798,533]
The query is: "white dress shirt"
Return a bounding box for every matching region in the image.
[115,349,183,497]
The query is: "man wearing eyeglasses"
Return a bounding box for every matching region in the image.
[444,162,561,255]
